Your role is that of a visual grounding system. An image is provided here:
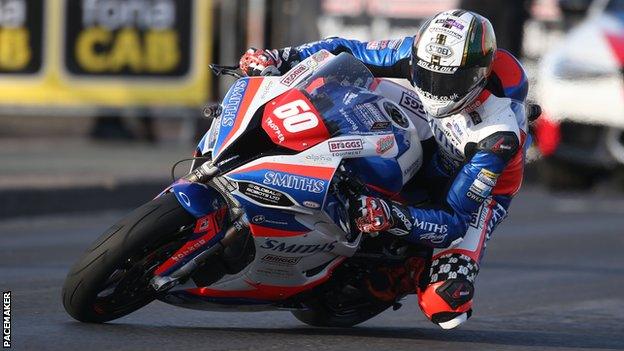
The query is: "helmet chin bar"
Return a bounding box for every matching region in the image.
[417,81,486,118]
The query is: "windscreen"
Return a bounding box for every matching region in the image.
[296,53,375,92]
[213,53,377,170]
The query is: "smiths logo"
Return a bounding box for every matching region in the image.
[263,171,325,193]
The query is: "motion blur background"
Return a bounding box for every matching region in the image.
[0,0,622,216]
[2,2,624,350]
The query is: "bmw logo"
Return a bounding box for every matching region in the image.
[252,215,265,223]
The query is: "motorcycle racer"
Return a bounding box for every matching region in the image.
[239,10,528,330]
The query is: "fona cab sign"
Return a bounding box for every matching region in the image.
[69,0,188,74]
[75,27,180,73]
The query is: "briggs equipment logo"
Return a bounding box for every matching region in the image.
[3,291,10,348]
[328,139,363,152]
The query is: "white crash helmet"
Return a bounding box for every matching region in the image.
[411,10,497,118]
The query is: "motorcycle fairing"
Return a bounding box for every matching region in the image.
[227,161,335,213]
[262,89,331,151]
[204,51,336,159]
[157,52,423,308]
[170,182,227,218]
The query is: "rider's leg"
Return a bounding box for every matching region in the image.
[417,197,508,329]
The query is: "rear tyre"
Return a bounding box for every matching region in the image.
[291,299,392,327]
[62,193,195,323]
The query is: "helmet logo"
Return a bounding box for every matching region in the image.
[426,43,453,58]
[434,18,465,30]
[416,59,457,74]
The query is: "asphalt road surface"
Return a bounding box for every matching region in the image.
[1,187,624,351]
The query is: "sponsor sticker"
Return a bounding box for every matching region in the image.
[414,219,448,234]
[263,171,326,193]
[477,169,499,187]
[302,200,320,209]
[399,91,426,117]
[419,232,447,244]
[366,39,403,50]
[426,43,453,58]
[261,254,301,266]
[328,139,363,153]
[221,79,247,127]
[280,64,309,86]
[430,26,464,40]
[392,206,413,231]
[468,112,483,126]
[260,239,336,254]
[370,121,391,131]
[311,50,331,62]
[376,135,395,154]
[238,181,294,207]
[416,59,458,74]
[305,154,333,164]
[470,178,492,195]
[435,18,466,30]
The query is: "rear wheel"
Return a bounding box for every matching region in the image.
[62,193,195,323]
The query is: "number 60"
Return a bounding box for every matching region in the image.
[273,99,319,133]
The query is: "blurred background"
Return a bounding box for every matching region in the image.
[2,3,624,348]
[0,0,623,218]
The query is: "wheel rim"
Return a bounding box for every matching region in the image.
[92,238,186,316]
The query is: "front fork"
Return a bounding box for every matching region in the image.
[150,163,247,291]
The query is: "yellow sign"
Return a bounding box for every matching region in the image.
[0,0,211,108]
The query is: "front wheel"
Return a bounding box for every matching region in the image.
[62,193,195,323]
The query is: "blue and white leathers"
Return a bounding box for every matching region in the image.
[276,37,529,250]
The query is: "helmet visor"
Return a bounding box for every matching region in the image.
[412,60,487,102]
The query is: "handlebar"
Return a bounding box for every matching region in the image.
[209,64,243,79]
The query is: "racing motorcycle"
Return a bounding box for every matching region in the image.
[62,51,431,327]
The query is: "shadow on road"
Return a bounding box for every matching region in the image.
[65,322,624,350]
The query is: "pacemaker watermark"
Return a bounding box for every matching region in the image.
[3,291,10,348]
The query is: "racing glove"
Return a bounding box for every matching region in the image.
[355,196,413,237]
[355,195,464,247]
[239,48,282,76]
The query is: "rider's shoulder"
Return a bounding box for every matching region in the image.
[465,92,523,140]
[486,49,528,102]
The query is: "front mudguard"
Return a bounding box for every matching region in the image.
[161,181,226,218]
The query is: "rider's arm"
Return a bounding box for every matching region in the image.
[399,132,521,248]
[279,37,413,78]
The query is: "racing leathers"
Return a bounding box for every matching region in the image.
[260,36,529,329]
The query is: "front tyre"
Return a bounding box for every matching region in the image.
[62,193,195,323]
